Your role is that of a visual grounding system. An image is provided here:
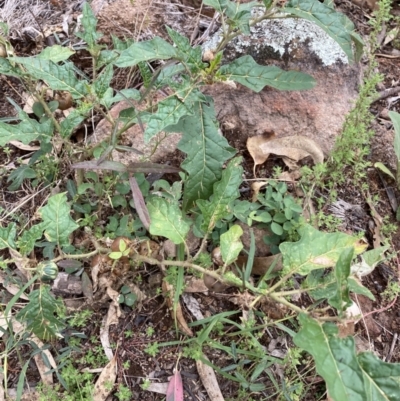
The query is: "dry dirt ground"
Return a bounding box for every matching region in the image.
[1,0,400,400]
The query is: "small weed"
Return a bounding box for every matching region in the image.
[144,342,160,357]
[115,384,132,401]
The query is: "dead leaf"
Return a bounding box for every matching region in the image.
[182,293,204,320]
[196,355,225,401]
[246,131,276,176]
[129,176,151,230]
[81,271,93,300]
[146,382,169,394]
[0,272,29,300]
[247,134,324,174]
[184,277,209,293]
[0,372,4,401]
[93,356,117,401]
[166,370,184,401]
[31,336,57,386]
[251,181,268,202]
[100,303,119,361]
[8,141,40,151]
[9,248,32,280]
[162,280,193,337]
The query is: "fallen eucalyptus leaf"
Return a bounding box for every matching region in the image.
[166,370,184,401]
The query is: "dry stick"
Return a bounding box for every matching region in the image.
[385,332,398,362]
[373,86,400,102]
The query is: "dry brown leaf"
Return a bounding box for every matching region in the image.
[196,355,225,401]
[8,249,32,280]
[247,134,324,174]
[0,272,29,300]
[8,141,40,151]
[162,280,193,337]
[184,277,209,293]
[31,336,57,386]
[146,382,169,394]
[246,131,276,176]
[93,356,117,401]
[100,303,119,361]
[251,181,268,202]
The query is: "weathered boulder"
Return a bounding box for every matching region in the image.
[203,15,362,155]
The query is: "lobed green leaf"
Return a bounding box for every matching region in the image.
[38,193,79,247]
[280,225,367,275]
[284,0,362,63]
[147,197,191,244]
[197,157,243,232]
[115,37,177,67]
[167,98,236,210]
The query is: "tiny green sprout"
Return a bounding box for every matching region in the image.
[141,378,151,390]
[146,327,155,337]
[109,239,130,260]
[122,360,130,370]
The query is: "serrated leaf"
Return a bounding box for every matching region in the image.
[17,223,45,256]
[0,113,53,146]
[16,284,65,340]
[285,0,359,63]
[37,45,75,62]
[169,99,236,210]
[294,314,365,401]
[147,197,191,244]
[166,27,206,72]
[144,95,192,141]
[111,88,141,104]
[7,165,37,191]
[220,224,243,265]
[219,55,316,91]
[329,247,353,314]
[0,57,23,77]
[94,64,114,99]
[280,225,367,275]
[351,245,389,277]
[225,1,257,34]
[60,109,86,138]
[75,2,102,49]
[38,193,79,247]
[0,223,17,250]
[12,57,88,99]
[197,157,243,232]
[116,37,177,67]
[358,352,400,401]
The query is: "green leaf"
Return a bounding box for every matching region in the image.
[280,225,367,275]
[220,224,243,265]
[329,247,353,313]
[389,111,400,161]
[358,352,400,401]
[7,165,37,191]
[203,0,228,12]
[219,55,316,91]
[116,37,177,67]
[16,284,65,340]
[294,314,365,401]
[224,1,257,34]
[37,45,75,62]
[60,109,87,138]
[17,223,45,256]
[144,95,192,141]
[197,157,243,232]
[147,197,191,244]
[38,193,79,247]
[11,57,88,99]
[374,162,395,180]
[94,64,114,100]
[0,113,53,146]
[169,99,236,210]
[0,223,17,250]
[348,278,375,301]
[0,57,23,78]
[75,2,102,49]
[270,222,283,236]
[284,0,359,63]
[166,27,206,72]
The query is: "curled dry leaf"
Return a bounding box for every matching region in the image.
[166,370,184,401]
[100,303,119,361]
[32,335,57,386]
[162,280,193,337]
[247,134,324,175]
